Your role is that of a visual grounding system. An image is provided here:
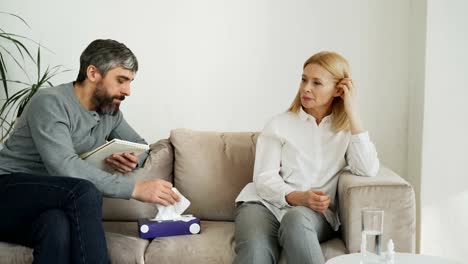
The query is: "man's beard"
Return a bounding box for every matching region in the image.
[92,83,125,115]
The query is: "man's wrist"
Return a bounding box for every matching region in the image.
[131,180,140,199]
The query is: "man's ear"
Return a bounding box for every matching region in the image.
[86,65,101,83]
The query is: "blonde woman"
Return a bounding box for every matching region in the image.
[234,51,380,264]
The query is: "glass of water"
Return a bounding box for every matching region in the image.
[361,208,384,263]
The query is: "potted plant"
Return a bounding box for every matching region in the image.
[0,12,68,143]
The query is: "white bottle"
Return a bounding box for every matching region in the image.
[386,239,395,264]
[361,232,367,260]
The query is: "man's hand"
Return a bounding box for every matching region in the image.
[105,152,139,173]
[286,190,331,213]
[131,179,180,206]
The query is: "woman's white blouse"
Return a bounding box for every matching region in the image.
[235,108,379,230]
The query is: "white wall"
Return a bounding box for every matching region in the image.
[407,0,427,253]
[420,0,468,261]
[1,0,411,176]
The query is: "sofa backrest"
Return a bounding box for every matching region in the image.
[170,128,258,221]
[102,139,174,221]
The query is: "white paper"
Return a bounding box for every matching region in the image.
[151,188,191,221]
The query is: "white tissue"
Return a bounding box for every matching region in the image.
[151,188,191,221]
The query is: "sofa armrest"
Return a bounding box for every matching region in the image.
[337,166,416,253]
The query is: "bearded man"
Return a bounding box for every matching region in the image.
[0,39,179,263]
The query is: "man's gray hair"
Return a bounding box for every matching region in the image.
[76,39,138,82]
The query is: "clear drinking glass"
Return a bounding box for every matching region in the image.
[361,208,384,263]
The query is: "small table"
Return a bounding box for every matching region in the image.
[326,253,462,264]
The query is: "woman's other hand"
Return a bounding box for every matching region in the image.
[286,190,331,213]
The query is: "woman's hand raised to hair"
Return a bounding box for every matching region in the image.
[337,78,364,134]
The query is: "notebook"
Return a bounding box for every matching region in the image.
[80,139,149,172]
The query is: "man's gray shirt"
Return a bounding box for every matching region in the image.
[0,82,148,198]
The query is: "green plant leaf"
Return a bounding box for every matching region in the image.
[0,34,36,63]
[36,46,40,83]
[0,53,8,98]
[0,33,53,54]
[0,87,30,112]
[0,13,67,142]
[0,79,32,86]
[37,66,49,85]
[0,12,31,29]
[0,96,21,137]
[0,45,32,82]
[0,88,30,118]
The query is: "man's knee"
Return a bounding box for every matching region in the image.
[73,179,102,204]
[34,209,70,246]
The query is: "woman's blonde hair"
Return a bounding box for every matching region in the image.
[288,51,351,132]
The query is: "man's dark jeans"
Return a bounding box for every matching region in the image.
[0,173,110,263]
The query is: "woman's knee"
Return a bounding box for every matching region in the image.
[235,202,280,251]
[237,238,274,252]
[235,203,278,240]
[235,238,280,264]
[280,206,320,236]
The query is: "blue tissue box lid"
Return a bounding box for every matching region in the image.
[137,216,201,239]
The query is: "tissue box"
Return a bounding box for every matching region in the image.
[137,215,201,239]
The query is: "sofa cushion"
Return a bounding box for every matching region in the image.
[144,221,235,264]
[102,139,174,221]
[0,242,32,264]
[144,220,347,264]
[170,129,258,221]
[0,222,346,264]
[103,221,150,264]
[319,238,348,261]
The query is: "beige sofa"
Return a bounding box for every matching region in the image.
[0,129,416,263]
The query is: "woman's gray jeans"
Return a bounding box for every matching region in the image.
[233,202,335,264]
